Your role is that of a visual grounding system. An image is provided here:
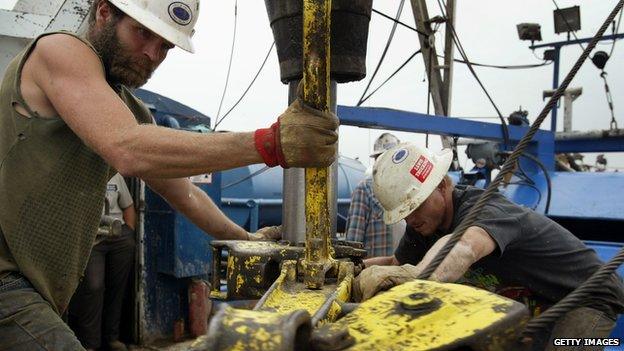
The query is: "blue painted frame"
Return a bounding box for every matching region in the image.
[529,33,624,132]
[338,105,624,170]
[338,105,556,171]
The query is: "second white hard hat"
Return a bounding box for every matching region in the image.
[109,0,199,53]
[370,133,400,157]
[373,143,453,224]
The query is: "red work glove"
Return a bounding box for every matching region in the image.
[254,121,284,167]
[254,98,339,168]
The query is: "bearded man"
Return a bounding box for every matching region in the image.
[0,0,338,348]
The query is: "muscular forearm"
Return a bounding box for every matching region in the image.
[415,234,479,283]
[178,185,248,240]
[148,178,249,240]
[363,255,396,268]
[112,127,262,178]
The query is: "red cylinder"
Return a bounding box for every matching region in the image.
[188,279,211,337]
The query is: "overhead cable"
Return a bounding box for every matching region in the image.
[446,56,551,69]
[375,6,549,70]
[520,152,552,214]
[357,0,406,106]
[213,41,275,130]
[609,6,623,56]
[435,0,510,147]
[371,8,427,37]
[359,50,422,106]
[215,0,238,125]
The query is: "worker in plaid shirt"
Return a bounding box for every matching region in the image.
[346,133,404,258]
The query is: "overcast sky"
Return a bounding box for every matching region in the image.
[1,0,622,170]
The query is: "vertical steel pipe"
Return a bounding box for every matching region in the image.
[283,80,337,245]
[282,82,307,244]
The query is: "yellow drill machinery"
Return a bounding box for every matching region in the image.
[192,1,529,350]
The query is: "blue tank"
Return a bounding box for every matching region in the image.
[220,156,366,232]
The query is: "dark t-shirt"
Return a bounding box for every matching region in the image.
[395,185,624,318]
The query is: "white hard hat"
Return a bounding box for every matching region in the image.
[109,0,199,53]
[373,143,453,224]
[370,133,400,157]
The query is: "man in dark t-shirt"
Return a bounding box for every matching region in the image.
[353,143,624,350]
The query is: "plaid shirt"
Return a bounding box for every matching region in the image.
[345,178,394,257]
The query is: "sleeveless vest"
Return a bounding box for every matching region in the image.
[0,31,153,313]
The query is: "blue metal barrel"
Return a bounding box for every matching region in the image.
[220,156,366,232]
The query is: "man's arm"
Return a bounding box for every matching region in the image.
[415,226,496,282]
[145,177,248,240]
[28,35,269,178]
[353,227,496,301]
[363,255,399,268]
[122,205,137,231]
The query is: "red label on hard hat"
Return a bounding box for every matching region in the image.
[410,156,433,182]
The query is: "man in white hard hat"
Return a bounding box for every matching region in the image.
[353,143,624,350]
[0,0,337,348]
[345,133,405,260]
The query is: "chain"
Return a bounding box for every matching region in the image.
[600,71,618,130]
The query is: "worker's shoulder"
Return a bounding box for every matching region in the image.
[353,177,373,196]
[32,33,102,71]
[354,177,374,192]
[455,185,522,216]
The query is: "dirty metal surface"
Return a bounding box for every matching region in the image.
[256,260,353,325]
[210,240,364,301]
[201,275,528,351]
[317,280,529,351]
[191,306,311,351]
[197,260,354,351]
[302,0,334,290]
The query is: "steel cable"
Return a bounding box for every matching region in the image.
[358,50,421,106]
[520,152,552,215]
[417,4,624,339]
[609,6,623,57]
[435,0,510,148]
[371,8,427,37]
[213,41,275,130]
[445,56,551,69]
[215,0,238,124]
[374,6,550,70]
[523,248,624,337]
[357,1,406,106]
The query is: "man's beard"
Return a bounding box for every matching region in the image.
[90,20,154,88]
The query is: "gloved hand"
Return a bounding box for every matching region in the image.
[352,264,422,302]
[246,225,282,241]
[254,98,339,168]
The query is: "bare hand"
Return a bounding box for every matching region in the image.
[247,225,282,241]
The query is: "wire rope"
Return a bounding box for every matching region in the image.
[357,1,406,106]
[215,0,239,125]
[213,41,275,130]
